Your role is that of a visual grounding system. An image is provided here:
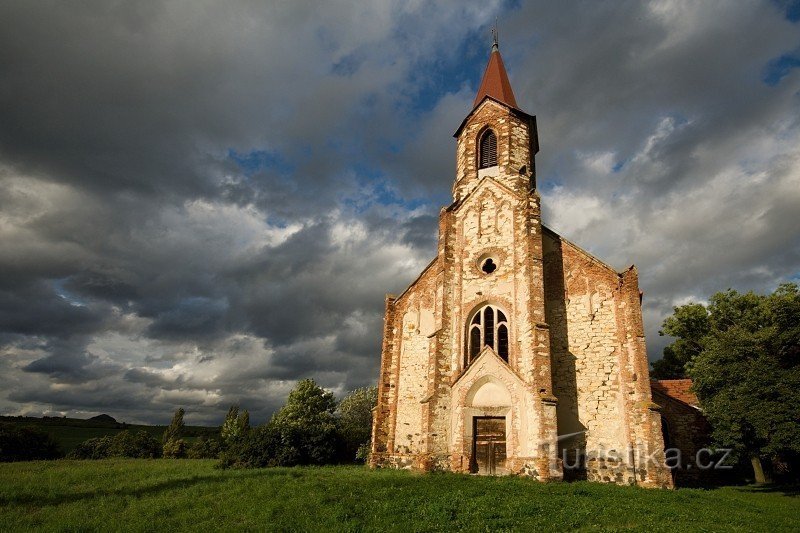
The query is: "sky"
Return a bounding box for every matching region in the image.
[1,0,799,425]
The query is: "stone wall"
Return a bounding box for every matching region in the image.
[370,259,440,464]
[543,230,672,487]
[652,385,712,486]
[453,99,533,202]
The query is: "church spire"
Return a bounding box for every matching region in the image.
[472,26,518,109]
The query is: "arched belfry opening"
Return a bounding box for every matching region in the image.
[479,129,497,168]
[467,304,509,364]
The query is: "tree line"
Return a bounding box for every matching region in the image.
[650,283,799,483]
[0,382,377,465]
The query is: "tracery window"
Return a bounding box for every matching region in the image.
[479,130,498,168]
[467,305,509,363]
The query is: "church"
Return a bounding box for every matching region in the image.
[369,39,674,488]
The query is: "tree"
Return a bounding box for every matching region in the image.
[651,303,710,379]
[219,379,339,468]
[69,430,161,459]
[0,424,62,461]
[220,405,250,447]
[187,436,222,459]
[336,386,377,462]
[270,379,338,465]
[686,284,800,483]
[111,430,162,458]
[162,407,187,458]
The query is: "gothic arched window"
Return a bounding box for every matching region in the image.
[479,130,498,169]
[467,305,509,363]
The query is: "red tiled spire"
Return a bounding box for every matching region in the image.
[473,40,518,109]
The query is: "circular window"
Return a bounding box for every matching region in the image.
[481,258,497,274]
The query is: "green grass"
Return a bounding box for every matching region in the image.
[0,461,797,532]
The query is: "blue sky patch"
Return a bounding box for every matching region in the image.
[228,148,294,175]
[762,51,800,85]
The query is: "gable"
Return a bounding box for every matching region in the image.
[453,96,533,138]
[453,345,525,390]
[542,225,623,277]
[452,175,522,216]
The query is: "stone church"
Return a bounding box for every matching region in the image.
[369,40,673,488]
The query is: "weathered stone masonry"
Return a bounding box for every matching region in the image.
[369,43,672,488]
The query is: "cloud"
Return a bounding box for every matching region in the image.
[0,0,798,423]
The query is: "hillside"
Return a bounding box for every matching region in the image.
[0,416,219,453]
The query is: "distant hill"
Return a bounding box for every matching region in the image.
[89,414,117,423]
[0,415,219,453]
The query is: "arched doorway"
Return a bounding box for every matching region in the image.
[466,378,511,475]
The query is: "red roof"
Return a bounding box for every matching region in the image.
[473,47,518,110]
[651,379,700,408]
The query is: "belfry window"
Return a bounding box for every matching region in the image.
[467,305,509,363]
[479,130,497,168]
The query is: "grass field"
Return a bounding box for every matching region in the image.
[0,461,798,532]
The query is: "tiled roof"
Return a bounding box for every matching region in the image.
[651,379,700,408]
[473,47,518,109]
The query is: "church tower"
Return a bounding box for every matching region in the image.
[369,38,673,488]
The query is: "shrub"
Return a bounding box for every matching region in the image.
[112,430,161,458]
[336,386,377,462]
[162,407,185,445]
[218,379,339,469]
[221,405,250,447]
[69,430,161,459]
[162,407,187,458]
[187,436,222,459]
[69,436,113,459]
[0,424,62,462]
[162,438,187,458]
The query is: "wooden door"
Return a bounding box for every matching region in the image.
[472,416,507,475]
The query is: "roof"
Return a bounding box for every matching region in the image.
[651,379,700,408]
[454,45,532,138]
[473,47,518,109]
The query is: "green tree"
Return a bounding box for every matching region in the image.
[69,430,161,459]
[220,405,250,446]
[651,303,710,379]
[187,436,222,459]
[110,430,161,458]
[162,407,187,458]
[0,424,62,461]
[686,284,800,483]
[271,379,338,465]
[219,379,339,468]
[336,386,377,462]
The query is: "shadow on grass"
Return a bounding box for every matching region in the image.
[733,483,800,497]
[0,468,283,507]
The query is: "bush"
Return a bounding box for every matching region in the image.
[218,379,339,469]
[187,436,222,459]
[69,430,161,459]
[336,386,377,462]
[162,407,187,458]
[113,430,162,458]
[218,424,283,468]
[221,405,249,448]
[0,424,62,461]
[69,436,114,459]
[162,438,187,458]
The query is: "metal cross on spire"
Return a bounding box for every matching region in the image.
[491,18,499,51]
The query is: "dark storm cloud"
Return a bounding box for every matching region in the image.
[0,0,798,423]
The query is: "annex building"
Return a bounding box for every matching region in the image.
[369,40,673,488]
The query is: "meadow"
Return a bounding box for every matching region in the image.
[0,460,798,532]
